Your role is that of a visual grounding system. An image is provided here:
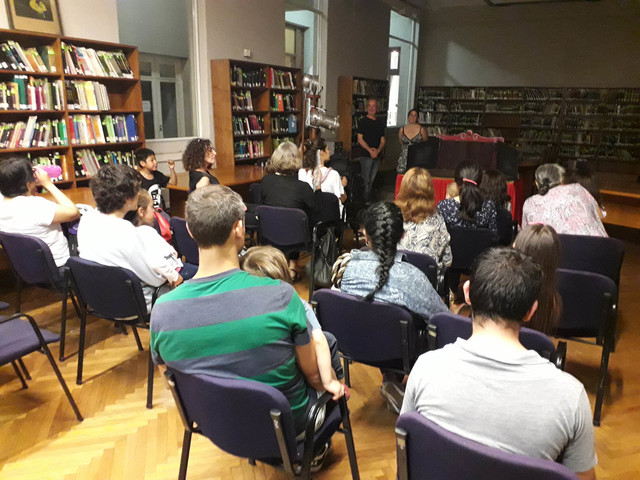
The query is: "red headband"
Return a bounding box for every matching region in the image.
[462,178,477,186]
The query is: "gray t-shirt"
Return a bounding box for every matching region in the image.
[401,338,597,473]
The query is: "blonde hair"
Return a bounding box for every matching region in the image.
[239,246,291,284]
[129,189,152,227]
[446,181,459,199]
[265,141,301,176]
[396,167,436,223]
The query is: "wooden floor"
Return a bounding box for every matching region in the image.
[1,229,640,479]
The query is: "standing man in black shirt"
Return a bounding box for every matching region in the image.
[357,97,386,202]
[136,148,177,210]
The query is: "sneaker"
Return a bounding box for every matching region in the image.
[380,381,404,414]
[295,440,332,474]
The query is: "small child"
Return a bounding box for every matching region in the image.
[240,246,346,400]
[127,190,197,285]
[445,181,459,200]
[135,148,177,210]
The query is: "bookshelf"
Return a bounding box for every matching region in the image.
[0,28,145,188]
[337,76,389,158]
[211,59,302,169]
[417,86,640,173]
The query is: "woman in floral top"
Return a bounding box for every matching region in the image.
[396,167,452,283]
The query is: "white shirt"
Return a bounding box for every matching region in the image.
[298,167,345,214]
[136,225,182,283]
[0,196,70,267]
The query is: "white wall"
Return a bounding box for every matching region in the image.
[285,10,315,74]
[418,2,640,87]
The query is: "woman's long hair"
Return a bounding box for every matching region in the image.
[302,136,327,170]
[362,202,404,301]
[480,169,510,209]
[513,224,562,334]
[454,162,484,222]
[396,167,436,223]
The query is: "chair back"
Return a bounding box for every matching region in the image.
[396,412,578,480]
[555,268,617,340]
[168,369,298,460]
[557,234,624,286]
[257,205,309,252]
[318,192,341,224]
[249,182,262,204]
[399,250,438,290]
[496,207,515,246]
[448,227,498,272]
[66,257,147,320]
[313,289,418,367]
[170,217,199,265]
[0,232,62,285]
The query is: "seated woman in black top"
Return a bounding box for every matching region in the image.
[261,141,322,279]
[182,138,220,193]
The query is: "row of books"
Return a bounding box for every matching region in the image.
[272,136,294,150]
[230,66,265,88]
[0,76,64,111]
[271,115,297,134]
[233,115,264,136]
[352,79,387,97]
[62,43,133,78]
[75,149,135,177]
[0,117,67,149]
[232,90,253,111]
[0,41,55,73]
[271,92,295,112]
[66,80,110,111]
[353,97,388,111]
[68,114,138,145]
[233,139,265,159]
[30,152,64,181]
[267,68,295,90]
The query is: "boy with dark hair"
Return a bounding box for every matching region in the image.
[401,247,597,480]
[135,148,177,209]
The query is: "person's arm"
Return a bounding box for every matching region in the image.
[34,168,80,223]
[575,469,596,480]
[195,176,210,189]
[403,264,448,319]
[167,160,177,186]
[295,342,323,391]
[397,128,403,143]
[373,135,386,159]
[420,125,428,139]
[311,330,344,400]
[357,133,375,158]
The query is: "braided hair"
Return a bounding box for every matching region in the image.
[454,162,484,222]
[362,202,404,301]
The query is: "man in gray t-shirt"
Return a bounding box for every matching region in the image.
[401,248,597,479]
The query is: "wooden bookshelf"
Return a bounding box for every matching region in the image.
[337,76,389,158]
[417,86,640,174]
[211,59,302,169]
[0,28,145,188]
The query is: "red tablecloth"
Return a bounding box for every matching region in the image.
[395,175,524,225]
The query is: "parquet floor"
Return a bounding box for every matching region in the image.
[1,229,640,479]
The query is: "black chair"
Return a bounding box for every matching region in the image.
[496,207,516,246]
[396,412,578,480]
[399,250,438,291]
[557,234,624,287]
[66,257,157,409]
[170,216,199,266]
[0,307,83,422]
[165,369,360,480]
[313,289,423,388]
[427,312,566,370]
[555,268,617,426]
[249,182,262,204]
[0,232,80,361]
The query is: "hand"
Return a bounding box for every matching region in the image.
[370,148,379,159]
[170,274,184,288]
[325,379,346,401]
[341,176,348,188]
[33,167,53,188]
[168,159,175,170]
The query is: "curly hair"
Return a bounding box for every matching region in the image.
[362,202,404,301]
[396,167,436,223]
[182,138,213,172]
[454,162,484,223]
[90,165,140,214]
[535,163,565,196]
[480,169,510,210]
[302,136,327,170]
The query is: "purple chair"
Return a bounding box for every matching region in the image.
[66,257,157,409]
[399,250,438,291]
[427,312,566,370]
[169,217,199,265]
[165,369,359,480]
[557,234,624,287]
[313,289,422,388]
[395,412,578,480]
[556,268,617,426]
[496,207,516,246]
[0,310,82,421]
[0,232,81,361]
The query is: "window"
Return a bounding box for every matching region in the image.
[285,23,306,70]
[285,2,326,77]
[387,11,419,127]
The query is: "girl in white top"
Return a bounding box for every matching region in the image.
[298,136,346,215]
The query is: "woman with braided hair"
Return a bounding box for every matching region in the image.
[334,202,448,413]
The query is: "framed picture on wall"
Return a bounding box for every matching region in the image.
[6,0,62,35]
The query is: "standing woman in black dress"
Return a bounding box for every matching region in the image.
[182,138,220,192]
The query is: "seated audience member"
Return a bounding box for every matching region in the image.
[333,201,448,413]
[299,136,346,214]
[182,138,220,192]
[401,247,596,479]
[126,189,197,284]
[151,185,338,438]
[240,245,345,400]
[568,165,606,219]
[396,167,452,283]
[522,163,606,237]
[480,168,511,211]
[445,181,458,200]
[0,156,79,268]
[77,165,167,311]
[513,224,562,335]
[135,147,177,210]
[437,162,498,231]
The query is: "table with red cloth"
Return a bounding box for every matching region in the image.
[394,175,525,225]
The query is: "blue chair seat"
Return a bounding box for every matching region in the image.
[0,318,60,364]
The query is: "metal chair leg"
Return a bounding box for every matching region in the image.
[343,356,351,388]
[15,278,22,314]
[76,313,86,385]
[146,350,154,409]
[131,325,144,351]
[593,339,612,426]
[178,429,192,480]
[11,361,28,389]
[339,396,360,480]
[17,357,31,379]
[59,281,69,361]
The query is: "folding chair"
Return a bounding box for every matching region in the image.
[169,216,199,265]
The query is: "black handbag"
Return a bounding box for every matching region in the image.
[306,227,338,288]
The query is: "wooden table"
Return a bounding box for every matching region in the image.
[597,172,640,230]
[41,186,96,206]
[168,165,264,217]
